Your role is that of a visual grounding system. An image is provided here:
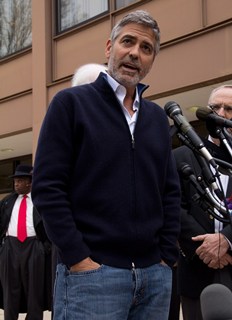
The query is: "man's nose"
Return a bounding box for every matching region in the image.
[217,107,226,117]
[129,45,139,58]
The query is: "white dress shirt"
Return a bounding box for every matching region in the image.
[106,73,139,135]
[7,192,36,237]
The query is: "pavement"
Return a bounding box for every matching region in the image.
[0,308,183,319]
[0,310,52,319]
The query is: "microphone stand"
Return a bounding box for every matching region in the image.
[214,127,232,159]
[168,105,232,226]
[176,132,232,224]
[179,162,230,223]
[214,157,232,176]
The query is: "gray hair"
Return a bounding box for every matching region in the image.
[110,10,160,55]
[208,84,232,102]
[72,63,107,87]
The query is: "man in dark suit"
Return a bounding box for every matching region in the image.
[173,84,232,320]
[0,164,52,320]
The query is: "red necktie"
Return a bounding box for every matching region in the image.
[17,195,27,242]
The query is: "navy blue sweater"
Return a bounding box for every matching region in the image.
[32,74,180,268]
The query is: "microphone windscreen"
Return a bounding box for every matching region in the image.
[196,107,212,121]
[205,118,219,139]
[200,283,232,320]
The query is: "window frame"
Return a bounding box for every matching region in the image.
[56,0,110,34]
[55,0,146,36]
[0,0,32,60]
[115,0,138,10]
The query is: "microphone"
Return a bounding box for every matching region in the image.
[196,107,232,128]
[200,110,232,159]
[179,160,223,201]
[195,154,224,200]
[164,101,217,168]
[200,283,232,320]
[205,118,222,139]
[178,163,230,222]
[178,162,205,196]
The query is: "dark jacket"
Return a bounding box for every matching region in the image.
[0,192,52,311]
[32,73,181,269]
[0,192,50,244]
[173,145,232,298]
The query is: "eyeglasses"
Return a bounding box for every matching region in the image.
[209,104,232,114]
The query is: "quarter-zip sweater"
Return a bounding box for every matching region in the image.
[32,73,181,268]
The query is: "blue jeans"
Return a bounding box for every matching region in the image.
[53,263,172,320]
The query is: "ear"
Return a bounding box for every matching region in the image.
[105,39,112,59]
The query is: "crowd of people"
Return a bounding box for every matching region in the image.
[0,9,231,320]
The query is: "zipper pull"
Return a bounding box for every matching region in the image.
[131,134,135,149]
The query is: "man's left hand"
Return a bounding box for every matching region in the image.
[192,233,229,262]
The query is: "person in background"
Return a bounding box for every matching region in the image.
[173,85,232,320]
[32,10,181,320]
[0,164,52,320]
[71,63,107,86]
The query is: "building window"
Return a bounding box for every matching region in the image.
[115,0,138,9]
[0,0,32,59]
[57,0,109,33]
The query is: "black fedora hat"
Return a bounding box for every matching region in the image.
[10,164,33,178]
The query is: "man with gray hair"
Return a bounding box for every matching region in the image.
[174,84,232,320]
[32,10,180,319]
[71,63,107,87]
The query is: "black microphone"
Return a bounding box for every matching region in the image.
[195,154,224,200]
[179,159,224,201]
[202,112,232,159]
[178,162,205,196]
[196,107,232,128]
[178,162,225,219]
[164,101,217,168]
[200,283,232,320]
[205,118,222,139]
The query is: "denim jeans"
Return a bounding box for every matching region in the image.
[53,262,172,320]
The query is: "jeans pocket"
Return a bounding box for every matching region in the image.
[68,264,104,276]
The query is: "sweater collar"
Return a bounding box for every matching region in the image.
[100,72,149,99]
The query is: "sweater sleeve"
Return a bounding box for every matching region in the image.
[32,91,91,267]
[159,147,181,266]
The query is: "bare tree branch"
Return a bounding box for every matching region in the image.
[0,0,32,58]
